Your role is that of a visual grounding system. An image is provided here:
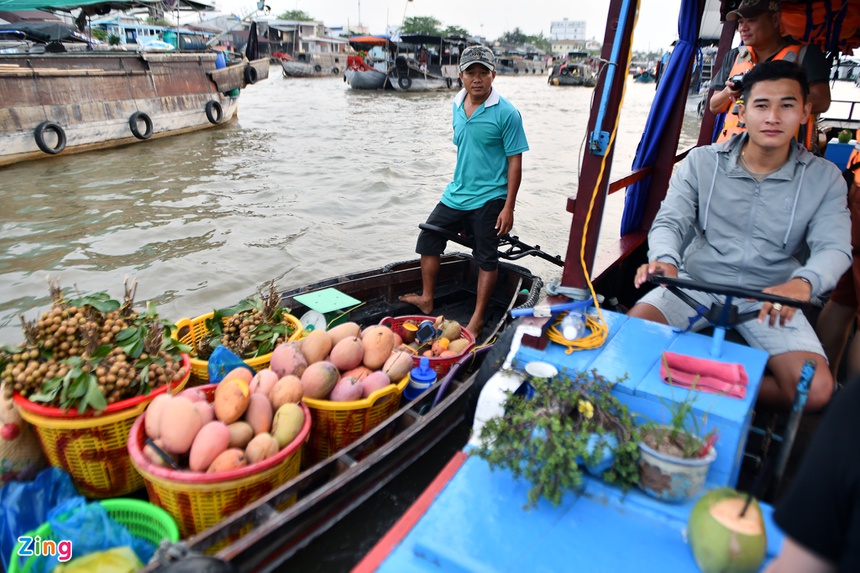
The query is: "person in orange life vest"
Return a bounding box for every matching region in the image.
[816,140,860,381]
[709,0,831,144]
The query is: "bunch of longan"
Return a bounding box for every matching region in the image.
[196,308,296,360]
[1,299,185,408]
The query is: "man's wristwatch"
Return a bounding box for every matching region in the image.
[796,276,813,290]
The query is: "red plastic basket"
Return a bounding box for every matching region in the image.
[379,315,475,377]
[127,384,311,540]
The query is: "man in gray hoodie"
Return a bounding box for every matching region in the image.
[630,60,851,412]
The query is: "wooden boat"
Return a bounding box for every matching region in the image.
[142,253,542,570]
[356,0,860,570]
[387,35,463,92]
[548,61,597,87]
[344,55,388,90]
[345,36,391,90]
[0,2,269,168]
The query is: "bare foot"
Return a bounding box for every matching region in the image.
[464,321,483,340]
[399,293,433,315]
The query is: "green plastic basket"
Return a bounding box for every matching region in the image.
[8,498,179,573]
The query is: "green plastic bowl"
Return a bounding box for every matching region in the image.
[8,498,179,573]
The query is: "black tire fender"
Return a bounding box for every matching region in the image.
[457,78,463,88]
[205,100,223,125]
[560,67,569,76]
[513,67,519,74]
[398,76,412,90]
[445,77,452,88]
[34,121,66,155]
[332,67,339,75]
[244,65,258,85]
[313,64,322,72]
[129,111,153,140]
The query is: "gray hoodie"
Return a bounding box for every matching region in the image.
[647,134,851,298]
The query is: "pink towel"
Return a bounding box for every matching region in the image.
[659,351,748,399]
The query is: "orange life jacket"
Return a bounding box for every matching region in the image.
[848,147,860,187]
[716,44,810,145]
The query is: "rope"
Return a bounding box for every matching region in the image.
[548,0,639,354]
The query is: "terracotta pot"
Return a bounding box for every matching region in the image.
[637,425,716,503]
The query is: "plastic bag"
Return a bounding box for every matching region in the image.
[0,467,78,572]
[29,497,155,573]
[207,345,255,384]
[53,546,142,573]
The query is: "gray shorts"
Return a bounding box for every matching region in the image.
[637,286,826,358]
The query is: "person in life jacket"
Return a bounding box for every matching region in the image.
[709,0,831,147]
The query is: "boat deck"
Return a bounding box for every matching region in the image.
[357,310,786,571]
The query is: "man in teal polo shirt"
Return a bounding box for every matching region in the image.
[400,45,529,337]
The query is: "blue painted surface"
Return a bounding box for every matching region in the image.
[823,140,855,170]
[374,310,776,572]
[515,311,768,487]
[377,454,784,573]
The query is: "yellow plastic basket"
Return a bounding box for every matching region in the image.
[127,384,311,542]
[302,375,409,467]
[174,311,303,385]
[14,359,190,498]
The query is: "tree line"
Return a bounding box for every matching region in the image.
[277,10,552,52]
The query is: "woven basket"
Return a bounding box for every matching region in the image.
[127,384,311,540]
[174,311,303,385]
[379,315,475,377]
[14,355,190,498]
[302,375,408,467]
[8,498,179,573]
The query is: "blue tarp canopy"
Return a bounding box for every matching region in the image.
[620,0,700,236]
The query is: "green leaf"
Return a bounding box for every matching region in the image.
[68,293,121,313]
[115,327,139,343]
[91,345,113,361]
[215,299,256,317]
[82,378,107,413]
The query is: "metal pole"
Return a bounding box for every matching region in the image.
[772,359,815,486]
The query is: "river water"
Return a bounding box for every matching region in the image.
[0,69,698,345]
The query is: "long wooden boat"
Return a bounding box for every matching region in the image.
[0,2,269,168]
[355,0,860,570]
[142,253,541,570]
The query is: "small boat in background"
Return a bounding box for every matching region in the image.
[387,34,464,92]
[547,52,596,87]
[344,36,392,90]
[345,55,388,89]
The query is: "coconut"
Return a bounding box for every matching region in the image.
[687,488,766,573]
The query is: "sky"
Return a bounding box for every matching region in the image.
[206,0,685,53]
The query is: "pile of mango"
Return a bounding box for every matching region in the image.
[141,366,305,473]
[265,322,414,402]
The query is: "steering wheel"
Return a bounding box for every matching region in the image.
[646,274,803,307]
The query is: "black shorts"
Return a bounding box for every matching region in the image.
[415,199,504,271]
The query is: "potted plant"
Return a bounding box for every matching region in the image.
[473,368,641,508]
[637,365,718,503]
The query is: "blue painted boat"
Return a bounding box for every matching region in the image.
[354,0,860,570]
[355,312,784,572]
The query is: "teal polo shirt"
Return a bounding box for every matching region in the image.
[441,87,529,211]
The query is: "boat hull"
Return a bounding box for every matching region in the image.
[345,67,387,89]
[0,52,268,167]
[279,54,345,78]
[388,73,456,92]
